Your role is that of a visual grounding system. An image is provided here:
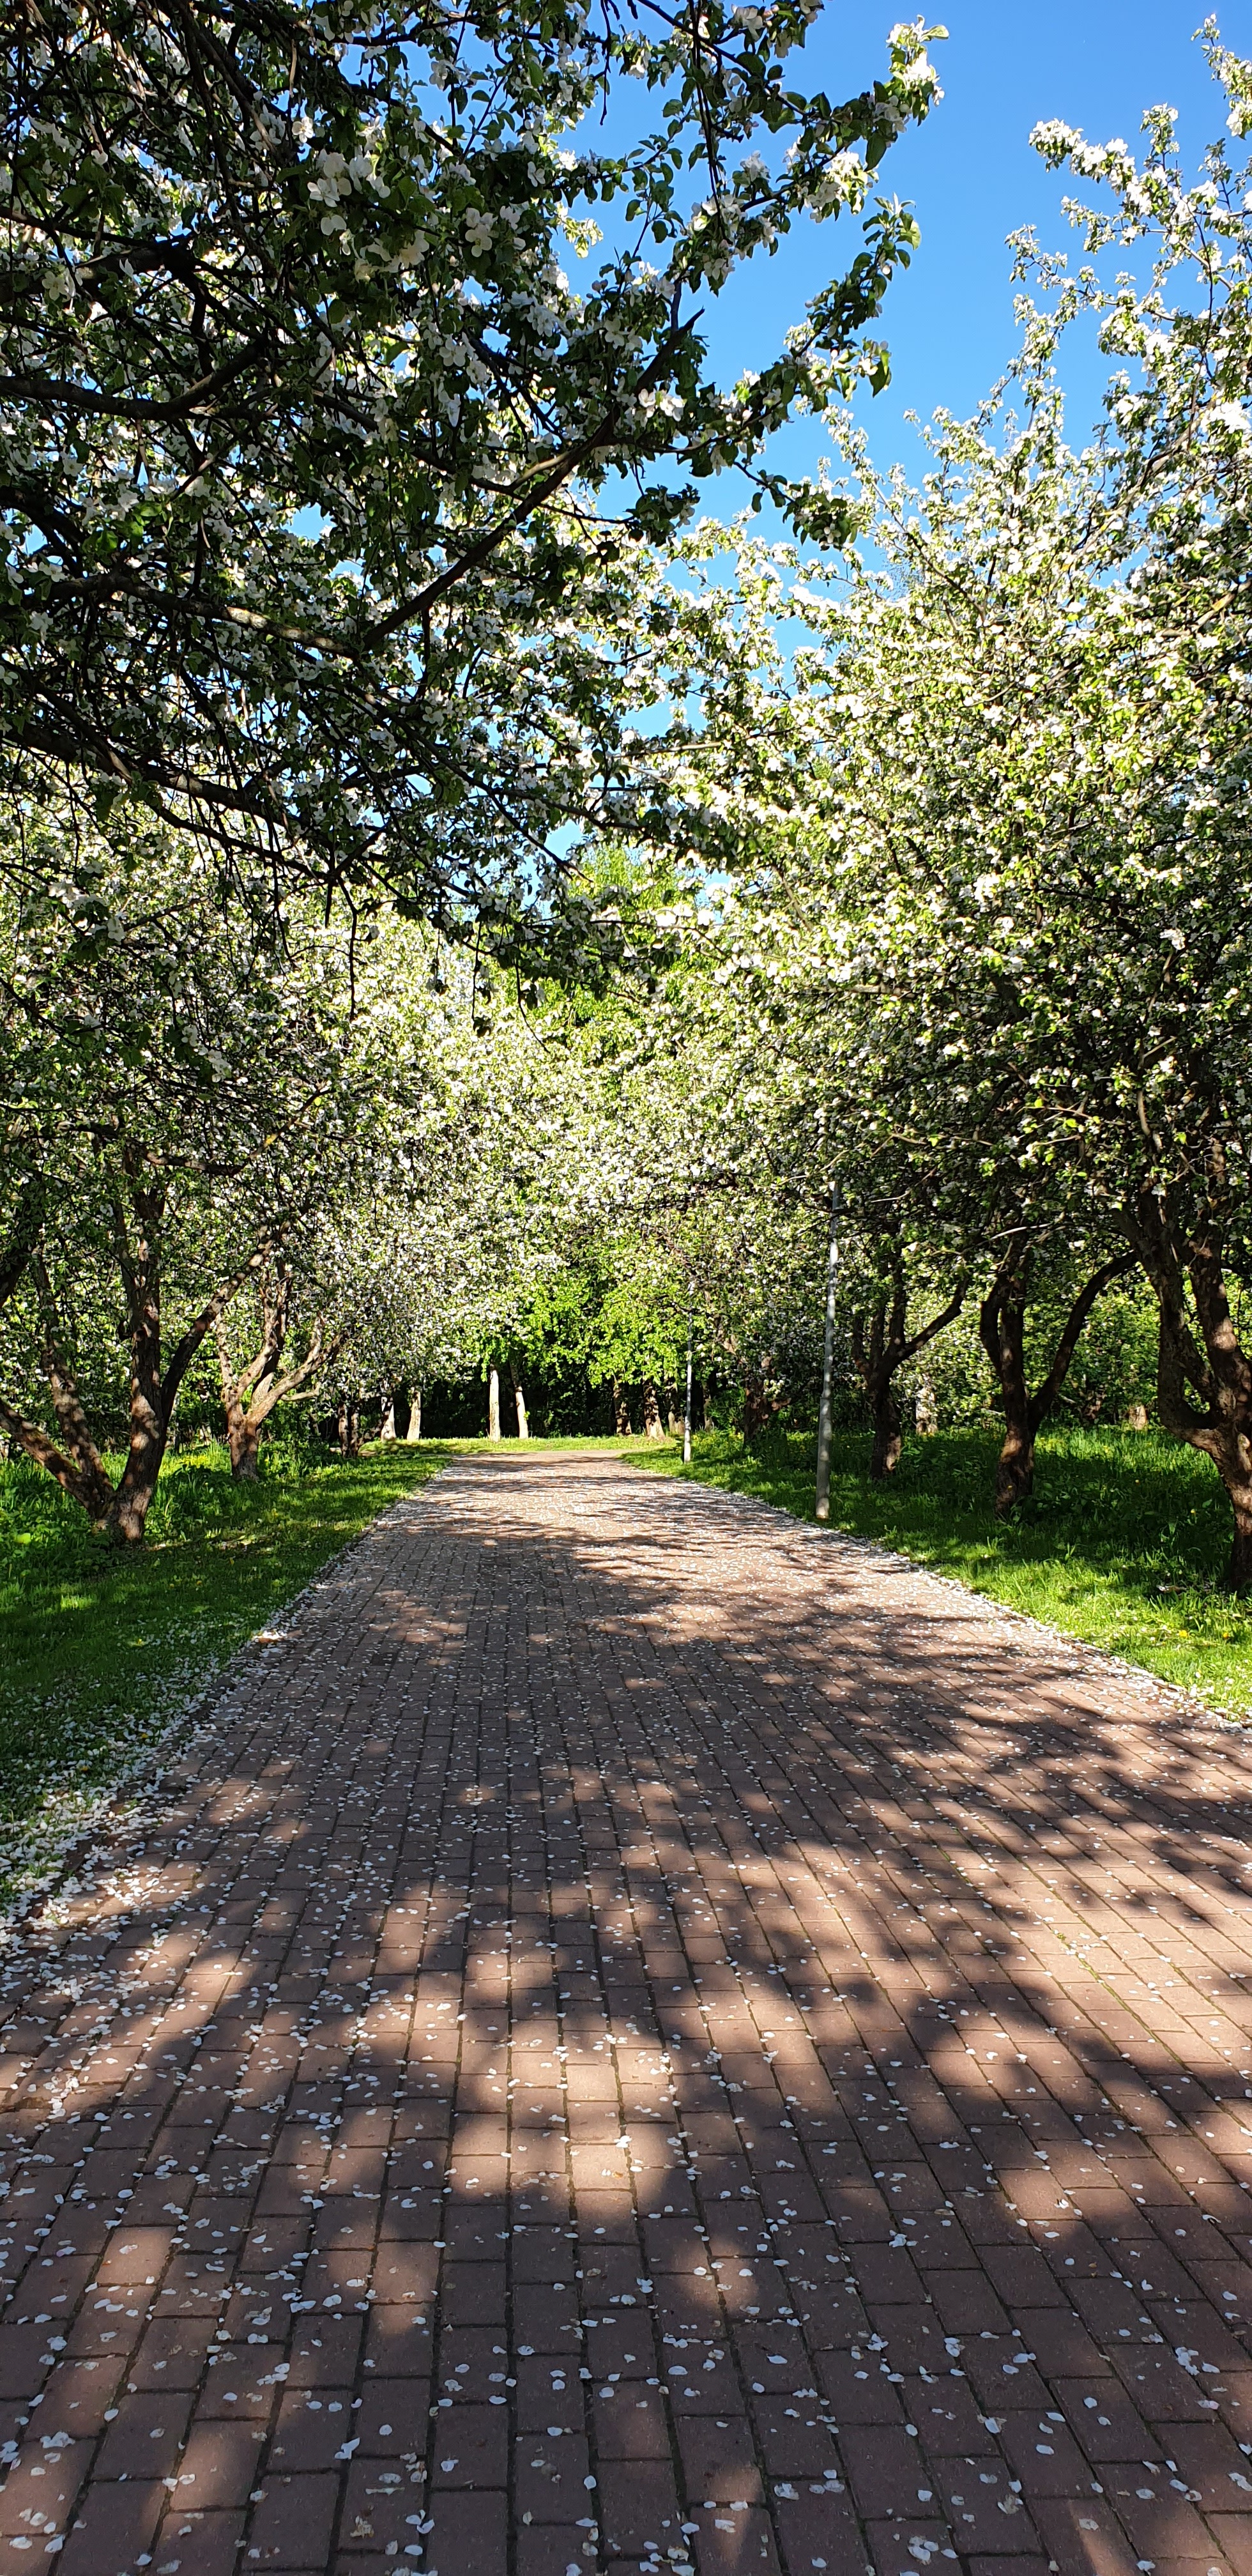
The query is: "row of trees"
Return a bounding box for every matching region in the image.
[631,29,1252,1575]
[5,17,1252,1591]
[1,0,945,1529]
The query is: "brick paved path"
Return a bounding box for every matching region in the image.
[4,1455,1252,2576]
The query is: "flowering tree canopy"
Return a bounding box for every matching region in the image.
[1,0,942,928]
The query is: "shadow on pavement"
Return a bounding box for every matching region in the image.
[1,1450,1251,2576]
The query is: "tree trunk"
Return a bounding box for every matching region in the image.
[980,1239,1036,1518]
[1228,1485,1252,1595]
[229,1414,263,1481]
[104,1441,166,1541]
[612,1379,632,1436]
[346,1401,361,1459]
[995,1407,1036,1514]
[742,1372,772,1446]
[3,1218,254,1540]
[869,1381,903,1481]
[915,1373,938,1437]
[981,1233,1133,1520]
[641,1377,664,1441]
[852,1252,965,1490]
[404,1386,423,1443]
[380,1391,397,1439]
[510,1358,529,1440]
[487,1366,501,1441]
[103,1182,171,1542]
[215,1270,332,1480]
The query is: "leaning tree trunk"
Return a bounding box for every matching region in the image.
[215,1278,333,1482]
[4,1224,253,1541]
[487,1367,501,1441]
[404,1386,423,1443]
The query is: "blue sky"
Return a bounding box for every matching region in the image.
[694,0,1252,492]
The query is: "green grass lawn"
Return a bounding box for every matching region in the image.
[0,1439,448,1913]
[639,1423,1252,1722]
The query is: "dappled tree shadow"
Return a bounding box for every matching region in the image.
[3,1450,1252,2576]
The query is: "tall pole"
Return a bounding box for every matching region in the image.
[814,1184,840,1522]
[683,1295,694,1465]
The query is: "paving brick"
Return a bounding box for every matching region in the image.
[56,2476,165,2576]
[4,1453,1252,2576]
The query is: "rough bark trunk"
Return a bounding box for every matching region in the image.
[229,1415,263,1481]
[642,1377,664,1441]
[404,1386,423,1443]
[612,1379,632,1436]
[0,1390,113,1520]
[379,1392,397,1439]
[487,1366,501,1441]
[994,1406,1036,1514]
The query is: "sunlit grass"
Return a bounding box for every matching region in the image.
[640,1423,1252,1721]
[0,1439,448,1910]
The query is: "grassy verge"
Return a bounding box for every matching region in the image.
[0,1439,448,1912]
[638,1423,1252,1721]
